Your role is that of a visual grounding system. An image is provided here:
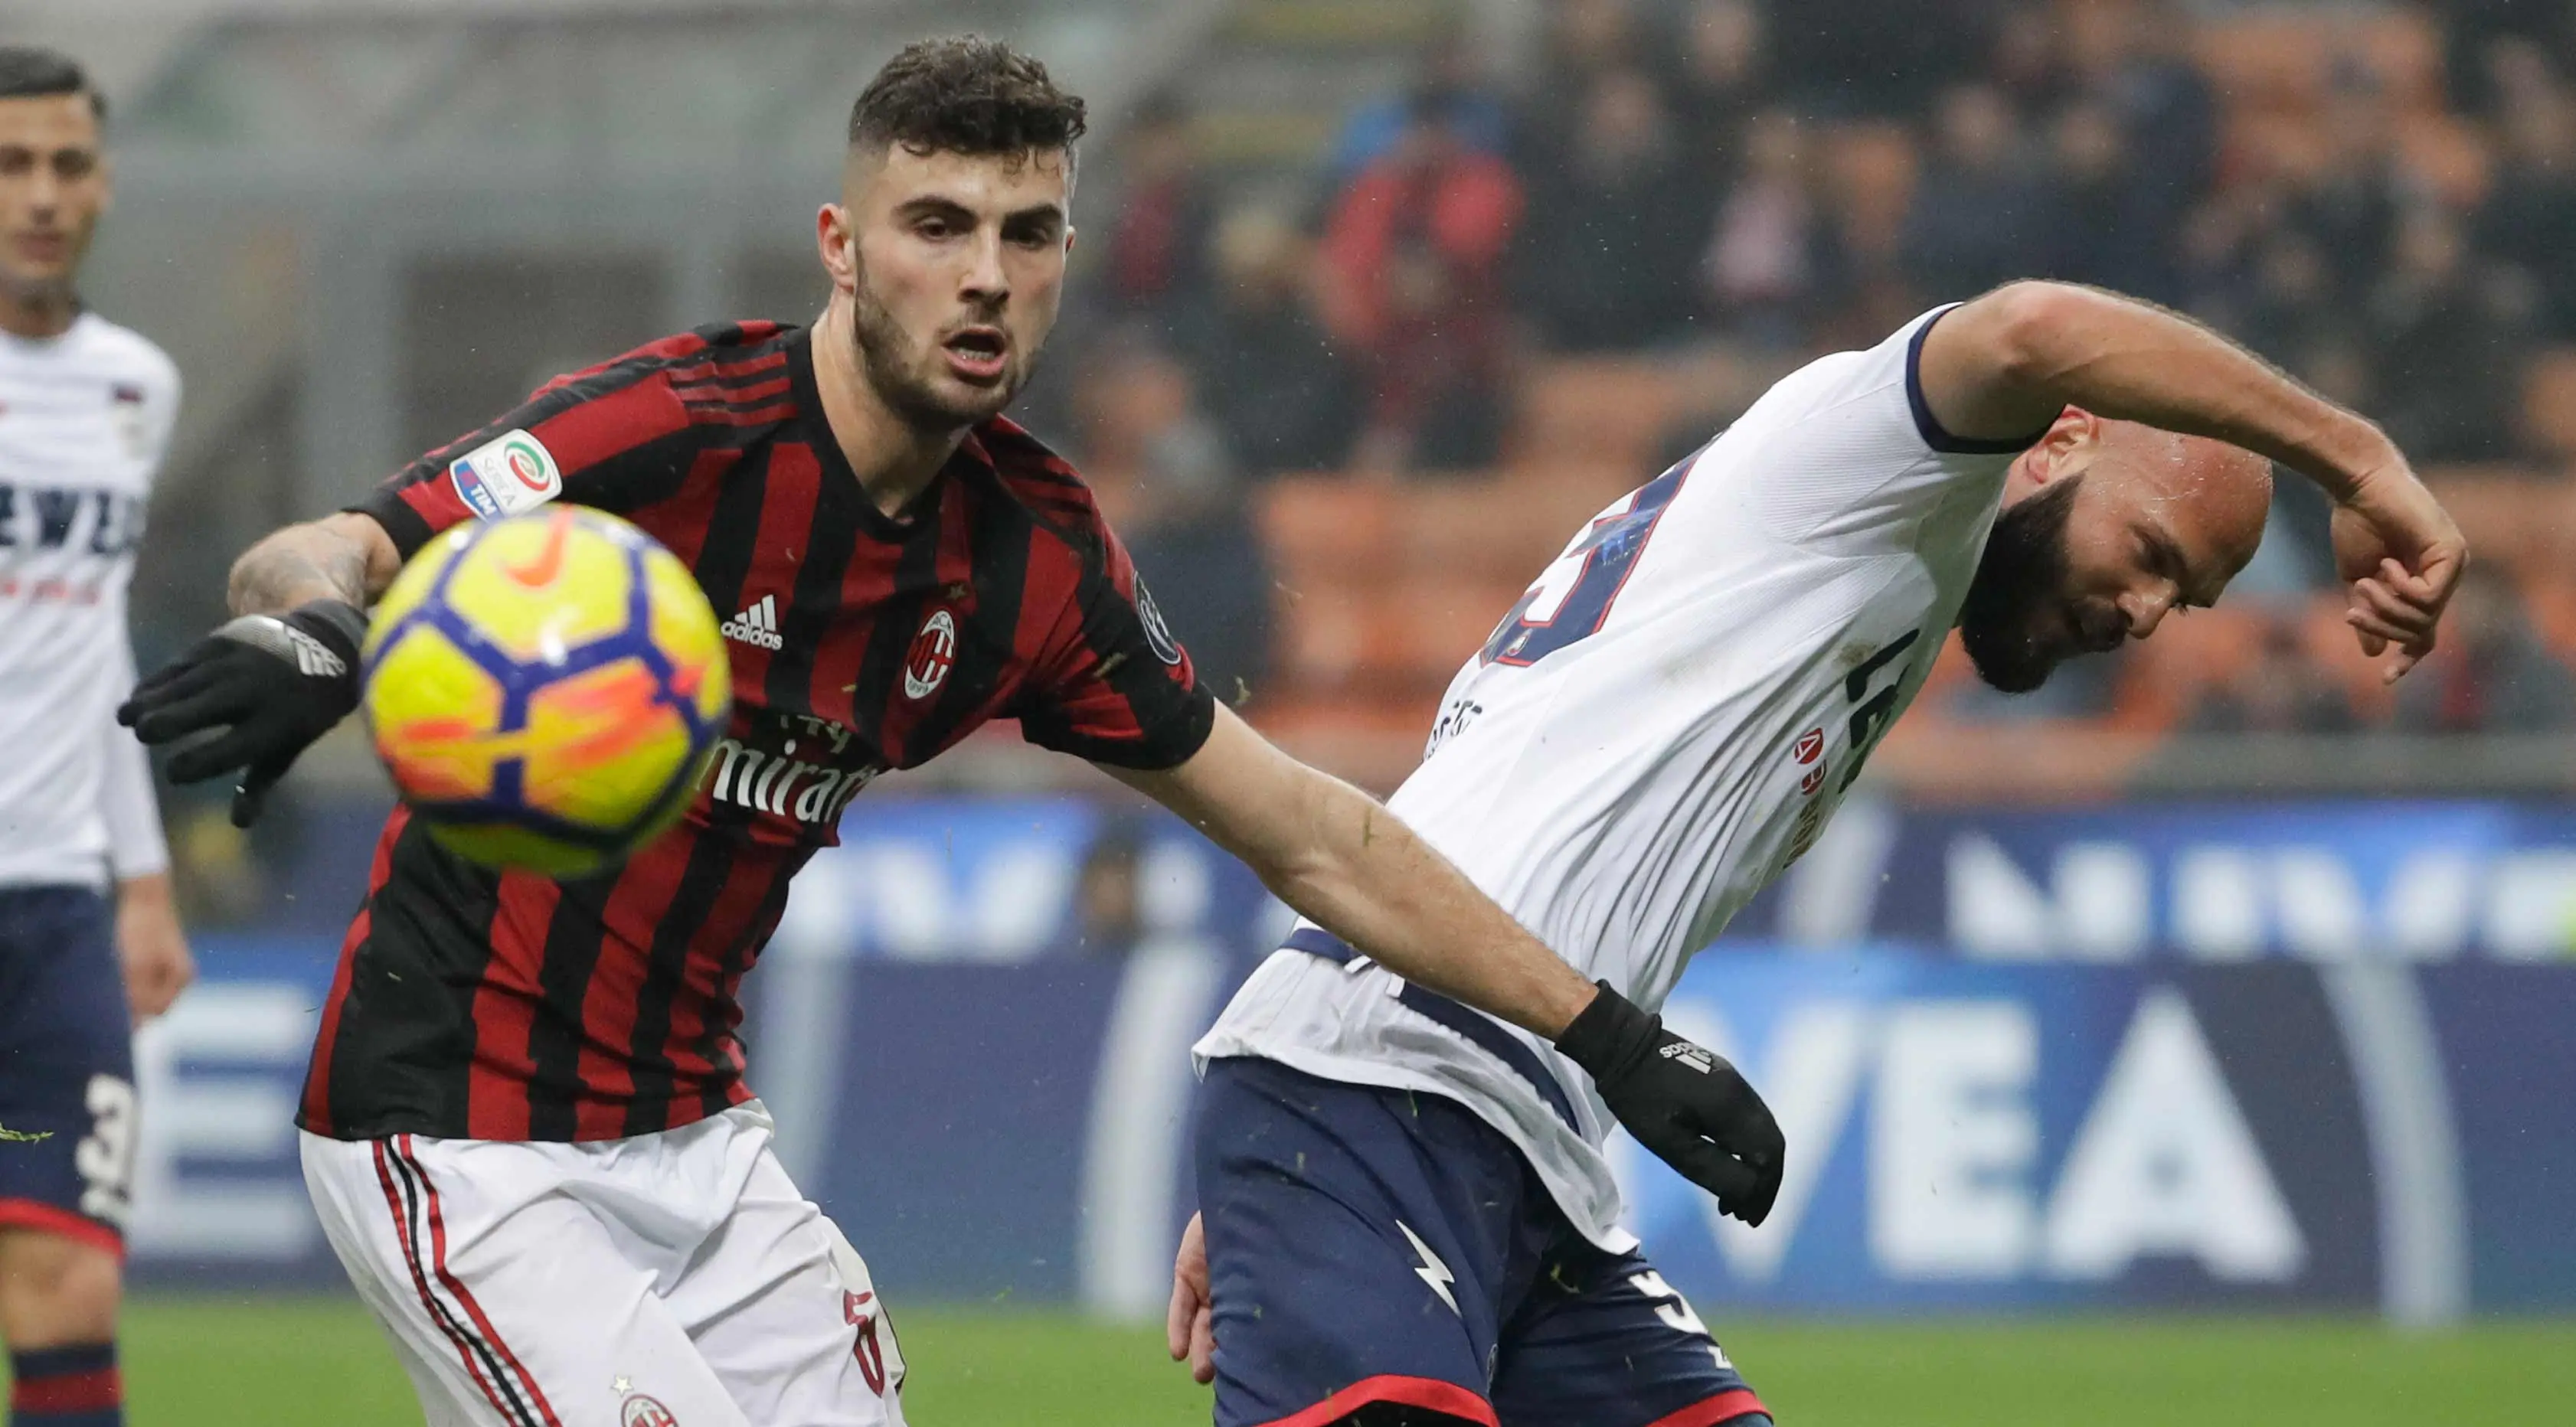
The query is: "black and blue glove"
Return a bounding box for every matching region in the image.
[118,599,370,828]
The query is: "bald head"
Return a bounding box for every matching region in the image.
[1961,408,2274,691]
[2087,418,2274,581]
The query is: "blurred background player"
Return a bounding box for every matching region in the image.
[118,34,1765,1427]
[0,45,191,1427]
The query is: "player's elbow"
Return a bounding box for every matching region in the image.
[1246,770,1376,909]
[1973,279,2097,388]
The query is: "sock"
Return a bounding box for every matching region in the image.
[8,1344,121,1426]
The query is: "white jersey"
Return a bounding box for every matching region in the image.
[1197,306,2036,1249]
[0,312,178,889]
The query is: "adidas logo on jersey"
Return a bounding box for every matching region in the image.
[721,594,784,650]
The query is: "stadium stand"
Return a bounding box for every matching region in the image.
[1059,0,2576,786]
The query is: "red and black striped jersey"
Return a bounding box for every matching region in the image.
[299,322,1215,1143]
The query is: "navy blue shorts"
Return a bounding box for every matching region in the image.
[0,886,134,1254]
[1196,1055,1770,1427]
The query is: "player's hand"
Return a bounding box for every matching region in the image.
[1167,1212,1215,1385]
[1556,982,1783,1226]
[2330,464,2466,684]
[116,871,194,1024]
[118,599,370,827]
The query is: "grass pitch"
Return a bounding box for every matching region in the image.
[110,1297,2574,1425]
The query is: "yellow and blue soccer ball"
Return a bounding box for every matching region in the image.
[360,506,732,877]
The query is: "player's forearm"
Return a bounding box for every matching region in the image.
[1257,773,1597,1040]
[1123,710,1599,1037]
[116,870,175,913]
[227,514,396,616]
[1981,282,2398,501]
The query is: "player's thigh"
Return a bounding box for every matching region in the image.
[1489,1244,1770,1427]
[0,887,139,1267]
[662,1139,907,1427]
[1195,1056,1525,1427]
[299,1131,747,1427]
[0,1228,120,1346]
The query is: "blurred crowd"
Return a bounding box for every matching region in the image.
[1050,0,2576,741]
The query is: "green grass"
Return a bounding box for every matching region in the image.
[101,1297,2576,1425]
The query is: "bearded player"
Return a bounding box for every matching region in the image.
[118,37,1779,1427]
[0,49,193,1427]
[1168,281,2463,1427]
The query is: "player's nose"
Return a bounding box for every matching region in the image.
[2122,584,2177,640]
[959,232,1009,303]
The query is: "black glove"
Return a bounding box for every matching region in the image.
[1557,981,1784,1225]
[118,599,370,828]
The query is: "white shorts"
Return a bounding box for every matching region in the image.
[300,1101,906,1427]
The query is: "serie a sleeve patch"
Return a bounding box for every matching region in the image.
[448,429,564,519]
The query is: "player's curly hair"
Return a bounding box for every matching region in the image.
[848,35,1087,162]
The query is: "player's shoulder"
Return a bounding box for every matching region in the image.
[1715,305,1969,457]
[530,320,799,409]
[1761,308,1939,407]
[46,312,181,401]
[966,416,1110,546]
[655,318,799,374]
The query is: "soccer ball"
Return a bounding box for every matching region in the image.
[361,506,732,877]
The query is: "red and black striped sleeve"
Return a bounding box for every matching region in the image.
[1015,503,1218,771]
[346,325,780,558]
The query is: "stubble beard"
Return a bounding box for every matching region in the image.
[848,259,1026,434]
[0,266,79,320]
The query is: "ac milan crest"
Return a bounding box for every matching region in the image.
[904,609,958,700]
[619,1393,680,1427]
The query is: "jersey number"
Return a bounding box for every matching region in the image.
[75,1074,136,1228]
[1481,459,1692,668]
[1839,629,1921,793]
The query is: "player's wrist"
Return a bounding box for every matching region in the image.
[116,870,175,906]
[2302,407,2407,507]
[1554,980,1657,1083]
[213,599,368,691]
[288,598,371,663]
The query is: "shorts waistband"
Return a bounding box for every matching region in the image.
[1281,927,1582,1132]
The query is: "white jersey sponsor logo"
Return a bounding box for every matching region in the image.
[1195,306,2035,1252]
[721,593,785,650]
[700,715,877,825]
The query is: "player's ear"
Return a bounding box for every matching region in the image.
[816,204,857,293]
[2023,407,2098,485]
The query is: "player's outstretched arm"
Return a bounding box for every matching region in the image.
[117,512,404,827]
[1113,706,1786,1223]
[1917,280,2466,680]
[1120,707,1593,1035]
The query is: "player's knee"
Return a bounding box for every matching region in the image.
[0,1231,122,1347]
